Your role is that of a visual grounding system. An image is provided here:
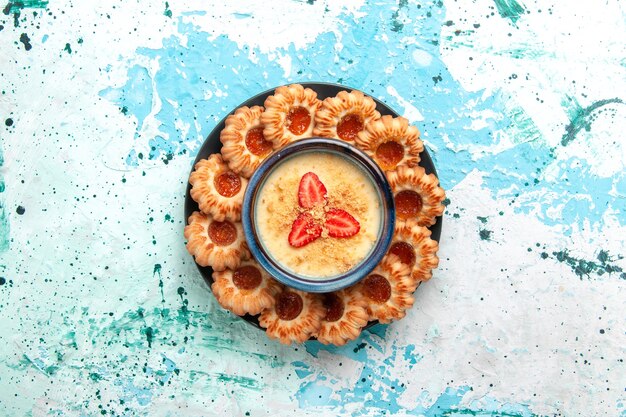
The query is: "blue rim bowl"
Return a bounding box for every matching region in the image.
[241,138,396,293]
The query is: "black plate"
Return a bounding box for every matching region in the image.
[184,82,443,330]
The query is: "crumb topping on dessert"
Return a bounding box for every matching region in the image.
[256,152,381,278]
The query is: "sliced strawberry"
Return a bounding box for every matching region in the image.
[325,208,360,238]
[298,172,328,209]
[288,212,323,247]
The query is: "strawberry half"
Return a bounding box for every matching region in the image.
[298,172,328,209]
[325,208,360,238]
[288,212,323,247]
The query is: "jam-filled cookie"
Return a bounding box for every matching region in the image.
[388,220,439,291]
[189,154,247,221]
[259,289,325,345]
[386,165,446,227]
[211,259,283,316]
[184,211,249,271]
[220,105,274,178]
[312,288,369,346]
[313,90,381,142]
[355,115,423,171]
[356,255,414,324]
[261,84,322,149]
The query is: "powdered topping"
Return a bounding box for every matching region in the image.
[256,152,381,278]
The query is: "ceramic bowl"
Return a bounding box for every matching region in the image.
[241,137,396,293]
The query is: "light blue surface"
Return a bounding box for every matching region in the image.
[1,0,625,415]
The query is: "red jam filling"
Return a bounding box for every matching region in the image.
[395,190,423,220]
[375,141,404,169]
[362,274,391,303]
[323,293,345,322]
[208,221,237,246]
[232,265,262,290]
[214,172,242,198]
[336,113,364,142]
[276,291,304,321]
[245,127,273,157]
[286,106,311,135]
[389,242,416,267]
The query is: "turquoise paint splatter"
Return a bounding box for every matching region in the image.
[121,379,153,406]
[0,209,7,252]
[493,0,526,24]
[3,0,49,14]
[390,0,408,32]
[2,0,47,27]
[541,249,624,279]
[89,372,103,382]
[0,145,7,253]
[403,344,423,366]
[479,229,493,240]
[153,263,165,306]
[19,33,31,50]
[143,326,155,348]
[296,378,542,416]
[292,361,314,379]
[215,373,261,390]
[164,2,172,18]
[560,97,625,146]
[99,2,501,194]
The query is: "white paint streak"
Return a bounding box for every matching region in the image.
[389,171,626,416]
[181,0,367,53]
[386,86,424,122]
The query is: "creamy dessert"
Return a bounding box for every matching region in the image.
[255,151,382,279]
